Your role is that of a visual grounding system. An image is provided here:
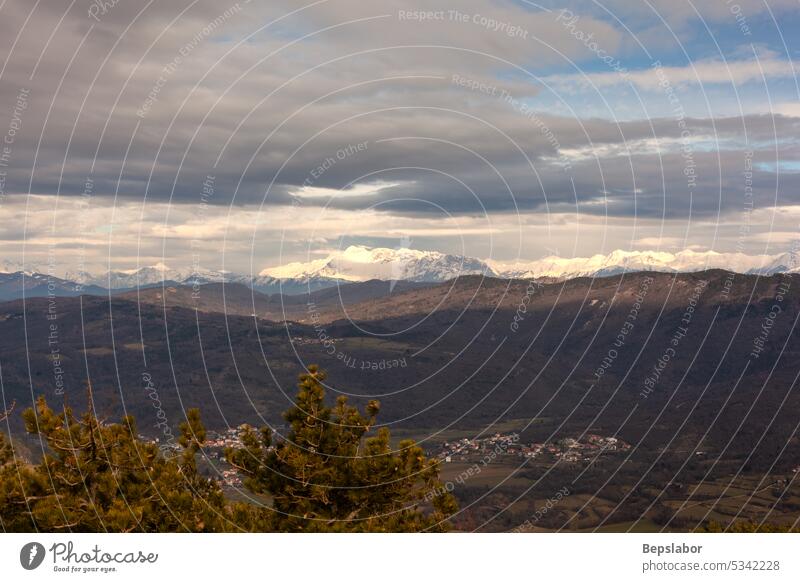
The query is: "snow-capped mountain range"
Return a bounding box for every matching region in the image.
[64,263,255,290]
[256,245,800,286]
[61,246,494,294]
[1,245,799,299]
[259,246,492,284]
[489,249,800,280]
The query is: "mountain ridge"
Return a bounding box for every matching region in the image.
[2,245,799,301]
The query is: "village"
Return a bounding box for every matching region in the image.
[143,425,254,488]
[435,432,632,464]
[202,425,261,487]
[142,427,633,489]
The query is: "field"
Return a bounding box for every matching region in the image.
[433,456,800,532]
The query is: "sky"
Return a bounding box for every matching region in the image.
[1,0,799,276]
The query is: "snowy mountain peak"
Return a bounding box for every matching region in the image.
[147,262,171,272]
[73,262,249,289]
[338,245,437,262]
[0,259,40,275]
[259,246,494,283]
[6,246,800,297]
[490,248,800,280]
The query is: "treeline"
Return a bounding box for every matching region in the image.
[700,521,800,533]
[0,366,456,532]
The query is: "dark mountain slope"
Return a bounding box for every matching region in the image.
[0,271,798,476]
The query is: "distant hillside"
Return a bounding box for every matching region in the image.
[0,270,799,482]
[0,271,107,301]
[115,279,433,321]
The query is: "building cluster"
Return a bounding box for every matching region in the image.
[205,425,250,451]
[546,434,632,462]
[218,468,243,488]
[437,432,521,461]
[436,433,631,463]
[202,426,252,487]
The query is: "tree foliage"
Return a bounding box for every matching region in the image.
[0,368,456,532]
[227,365,457,531]
[0,388,231,532]
[701,520,799,533]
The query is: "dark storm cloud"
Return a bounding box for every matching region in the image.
[0,0,796,222]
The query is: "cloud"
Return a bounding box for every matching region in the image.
[0,0,797,268]
[582,0,799,29]
[542,49,796,91]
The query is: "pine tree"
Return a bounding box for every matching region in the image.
[0,387,233,532]
[227,365,458,531]
[2,368,457,532]
[0,401,38,531]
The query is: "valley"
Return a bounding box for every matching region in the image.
[2,269,799,530]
